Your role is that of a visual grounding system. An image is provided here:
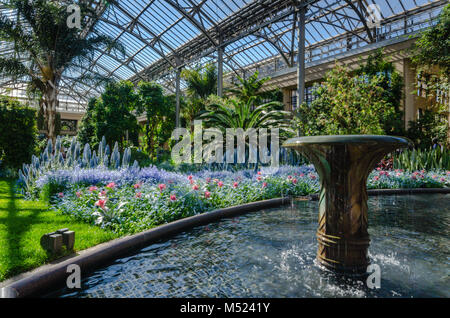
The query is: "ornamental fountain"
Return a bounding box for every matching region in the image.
[283,135,411,274]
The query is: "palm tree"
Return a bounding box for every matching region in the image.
[0,0,124,141]
[182,63,217,100]
[199,97,292,165]
[227,71,270,104]
[200,96,290,132]
[181,63,217,130]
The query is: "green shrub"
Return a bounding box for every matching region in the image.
[0,97,37,170]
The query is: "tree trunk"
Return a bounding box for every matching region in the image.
[44,82,59,143]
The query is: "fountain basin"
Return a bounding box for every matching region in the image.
[283,135,412,274]
[47,194,450,298]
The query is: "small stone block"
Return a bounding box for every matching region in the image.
[56,228,70,234]
[62,231,75,250]
[49,234,63,254]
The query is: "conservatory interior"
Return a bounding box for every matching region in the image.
[0,0,449,298]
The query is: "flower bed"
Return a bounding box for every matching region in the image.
[41,165,450,235]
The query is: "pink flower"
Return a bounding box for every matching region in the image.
[58,192,64,198]
[396,173,401,177]
[377,167,381,171]
[262,182,267,188]
[206,177,211,183]
[170,194,177,201]
[257,171,261,175]
[299,173,305,177]
[432,175,437,179]
[441,177,446,182]
[190,179,194,185]
[188,175,193,180]
[309,174,316,180]
[100,190,107,197]
[287,175,292,180]
[106,182,116,189]
[135,192,142,198]
[192,184,199,191]
[76,191,82,198]
[217,181,224,187]
[233,182,238,188]
[133,183,141,189]
[204,191,211,199]
[447,171,450,175]
[95,199,107,209]
[292,178,298,184]
[257,176,262,181]
[374,176,380,181]
[88,186,98,192]
[158,184,166,191]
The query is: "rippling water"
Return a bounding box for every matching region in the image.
[49,194,450,298]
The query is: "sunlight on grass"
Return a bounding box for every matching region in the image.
[0,178,118,282]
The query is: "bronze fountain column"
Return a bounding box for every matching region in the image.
[283,135,411,274]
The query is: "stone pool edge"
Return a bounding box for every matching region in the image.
[306,187,450,200]
[0,196,291,298]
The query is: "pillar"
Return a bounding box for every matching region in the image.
[297,4,306,107]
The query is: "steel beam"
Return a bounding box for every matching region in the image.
[175,63,181,128]
[217,44,224,97]
[297,3,306,108]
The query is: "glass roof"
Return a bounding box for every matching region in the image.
[0,0,447,109]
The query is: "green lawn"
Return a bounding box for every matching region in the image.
[0,178,118,282]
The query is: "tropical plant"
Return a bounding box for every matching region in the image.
[0,0,124,141]
[182,64,218,100]
[181,64,217,129]
[294,64,398,136]
[227,71,271,104]
[199,96,291,165]
[200,96,290,132]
